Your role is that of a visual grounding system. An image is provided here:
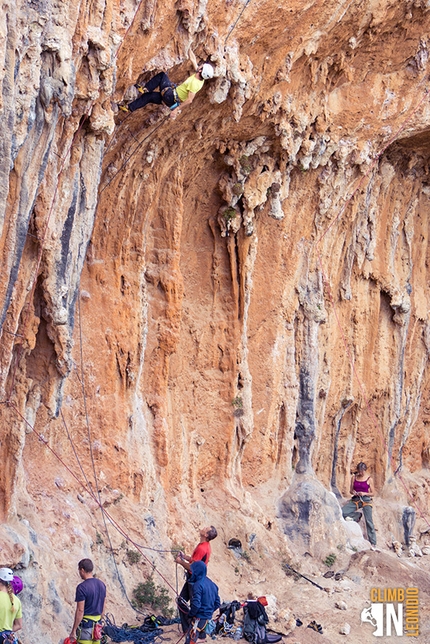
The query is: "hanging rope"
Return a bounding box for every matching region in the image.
[224,0,253,46]
[75,296,148,615]
[7,399,179,595]
[100,115,169,194]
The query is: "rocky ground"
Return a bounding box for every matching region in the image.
[115,545,430,644]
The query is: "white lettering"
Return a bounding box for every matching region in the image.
[386,603,403,636]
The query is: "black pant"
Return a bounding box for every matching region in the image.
[178,579,192,634]
[128,72,176,112]
[180,572,191,601]
[176,600,207,643]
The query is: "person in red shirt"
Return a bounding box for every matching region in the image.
[176,526,217,601]
[176,526,217,571]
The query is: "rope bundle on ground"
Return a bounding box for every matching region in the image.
[103,615,180,644]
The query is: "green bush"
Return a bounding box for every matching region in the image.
[323,553,337,568]
[239,155,252,174]
[223,208,237,222]
[132,576,174,617]
[126,549,142,564]
[232,396,243,409]
[232,396,244,417]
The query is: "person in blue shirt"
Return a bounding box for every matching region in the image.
[70,559,106,644]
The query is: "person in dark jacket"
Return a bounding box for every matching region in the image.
[178,561,220,644]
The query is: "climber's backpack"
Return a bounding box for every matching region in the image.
[243,601,282,644]
[222,601,242,624]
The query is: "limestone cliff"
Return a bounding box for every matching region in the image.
[1,0,430,641]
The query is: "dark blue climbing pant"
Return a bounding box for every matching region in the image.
[128,72,176,112]
[177,602,207,644]
[177,592,208,644]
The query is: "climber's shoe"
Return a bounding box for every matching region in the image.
[136,84,148,94]
[119,104,130,113]
[307,621,323,634]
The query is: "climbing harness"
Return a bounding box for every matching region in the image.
[351,496,372,511]
[189,618,209,644]
[9,399,178,596]
[75,296,142,615]
[160,85,180,109]
[77,615,103,642]
[0,631,17,644]
[160,85,178,100]
[3,16,430,634]
[1,0,185,625]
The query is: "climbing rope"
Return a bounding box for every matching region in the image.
[0,0,183,611]
[2,0,150,349]
[224,0,253,46]
[75,295,148,615]
[100,115,169,193]
[102,613,178,644]
[65,398,179,551]
[102,0,256,189]
[3,5,430,612]
[8,398,179,594]
[77,294,99,495]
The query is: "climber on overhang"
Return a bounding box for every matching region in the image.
[117,49,214,118]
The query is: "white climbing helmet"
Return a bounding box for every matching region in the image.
[0,568,14,583]
[201,63,214,80]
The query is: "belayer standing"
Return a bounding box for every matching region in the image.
[342,461,377,549]
[0,568,22,644]
[69,559,106,644]
[176,526,217,602]
[178,561,220,644]
[118,50,214,117]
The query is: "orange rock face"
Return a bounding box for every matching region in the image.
[1,0,430,640]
